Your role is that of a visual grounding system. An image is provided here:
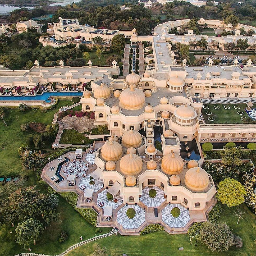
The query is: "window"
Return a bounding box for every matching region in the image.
[235,93,238,97]
[183,135,188,139]
[122,124,125,129]
[99,113,103,118]
[145,82,149,86]
[129,196,134,202]
[184,198,188,205]
[114,122,118,127]
[130,126,134,130]
[148,179,155,185]
[109,180,114,186]
[86,105,90,110]
[195,202,200,208]
[172,196,177,201]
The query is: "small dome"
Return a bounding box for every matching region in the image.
[119,85,145,110]
[144,90,152,97]
[120,153,143,176]
[126,72,140,85]
[185,167,210,192]
[168,76,184,86]
[147,160,157,170]
[114,90,121,98]
[160,97,168,104]
[161,111,169,119]
[83,90,91,98]
[94,83,110,99]
[163,130,173,137]
[145,104,154,113]
[147,144,156,153]
[122,130,142,148]
[106,161,116,171]
[161,152,184,175]
[127,147,136,154]
[111,105,119,114]
[175,105,196,119]
[101,137,122,161]
[187,160,198,169]
[96,98,104,106]
[126,176,136,186]
[170,175,181,186]
[144,71,150,78]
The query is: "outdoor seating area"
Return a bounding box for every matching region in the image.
[97,189,123,209]
[139,186,166,207]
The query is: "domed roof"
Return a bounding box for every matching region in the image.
[126,176,136,186]
[175,105,196,119]
[147,144,156,153]
[144,90,152,97]
[122,130,142,148]
[83,90,91,98]
[163,130,173,137]
[119,85,145,110]
[120,153,143,176]
[106,161,116,171]
[111,105,119,114]
[144,71,150,78]
[168,76,184,86]
[161,111,169,119]
[161,152,184,175]
[145,104,154,113]
[94,83,110,99]
[185,167,210,192]
[127,147,136,154]
[126,72,140,85]
[187,160,198,169]
[170,175,181,186]
[147,160,157,170]
[101,137,122,161]
[160,97,168,104]
[114,90,121,98]
[96,98,104,106]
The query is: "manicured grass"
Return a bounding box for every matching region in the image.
[88,51,117,67]
[0,99,75,177]
[67,204,256,256]
[201,28,215,36]
[60,129,92,145]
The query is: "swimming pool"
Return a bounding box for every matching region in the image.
[0,91,83,103]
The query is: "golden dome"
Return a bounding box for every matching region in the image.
[126,176,136,186]
[119,85,145,110]
[175,105,196,119]
[144,90,152,97]
[147,144,156,153]
[101,137,122,161]
[163,130,173,137]
[147,160,157,170]
[161,111,169,119]
[126,72,140,85]
[114,90,121,98]
[160,97,168,104]
[94,83,110,99]
[145,104,154,113]
[83,90,91,98]
[187,160,198,169]
[122,130,142,148]
[161,152,184,175]
[144,71,150,78]
[96,98,104,106]
[170,175,181,186]
[106,161,116,171]
[168,76,184,86]
[185,167,210,192]
[127,147,136,154]
[111,105,119,114]
[120,153,143,176]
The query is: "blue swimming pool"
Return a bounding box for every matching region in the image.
[0,91,83,103]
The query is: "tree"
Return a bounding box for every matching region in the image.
[224,14,239,27]
[224,142,236,149]
[15,218,43,248]
[236,39,249,51]
[96,47,102,60]
[217,178,246,207]
[83,52,90,62]
[247,143,256,150]
[199,222,235,252]
[93,36,104,46]
[197,38,208,51]
[111,34,125,54]
[202,142,213,152]
[178,43,190,61]
[221,146,242,167]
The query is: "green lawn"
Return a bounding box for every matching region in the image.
[60,129,92,145]
[88,51,118,67]
[67,204,256,256]
[201,28,215,36]
[0,99,75,177]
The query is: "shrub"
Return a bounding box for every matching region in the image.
[149,189,157,198]
[247,143,256,150]
[188,222,203,244]
[224,142,236,149]
[233,235,243,248]
[141,224,164,235]
[72,97,81,104]
[208,203,222,223]
[202,142,213,152]
[89,180,95,185]
[58,230,69,243]
[106,192,113,201]
[19,103,30,112]
[126,208,136,219]
[171,207,180,218]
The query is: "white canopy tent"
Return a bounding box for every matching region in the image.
[84,188,94,198]
[108,181,121,196]
[91,167,103,180]
[103,205,113,217]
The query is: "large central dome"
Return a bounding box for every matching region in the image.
[119,85,145,110]
[120,153,143,176]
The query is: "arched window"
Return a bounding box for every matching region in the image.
[114,122,118,127]
[109,180,114,186]
[86,105,90,110]
[129,196,134,202]
[145,82,149,87]
[99,113,103,118]
[195,202,200,208]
